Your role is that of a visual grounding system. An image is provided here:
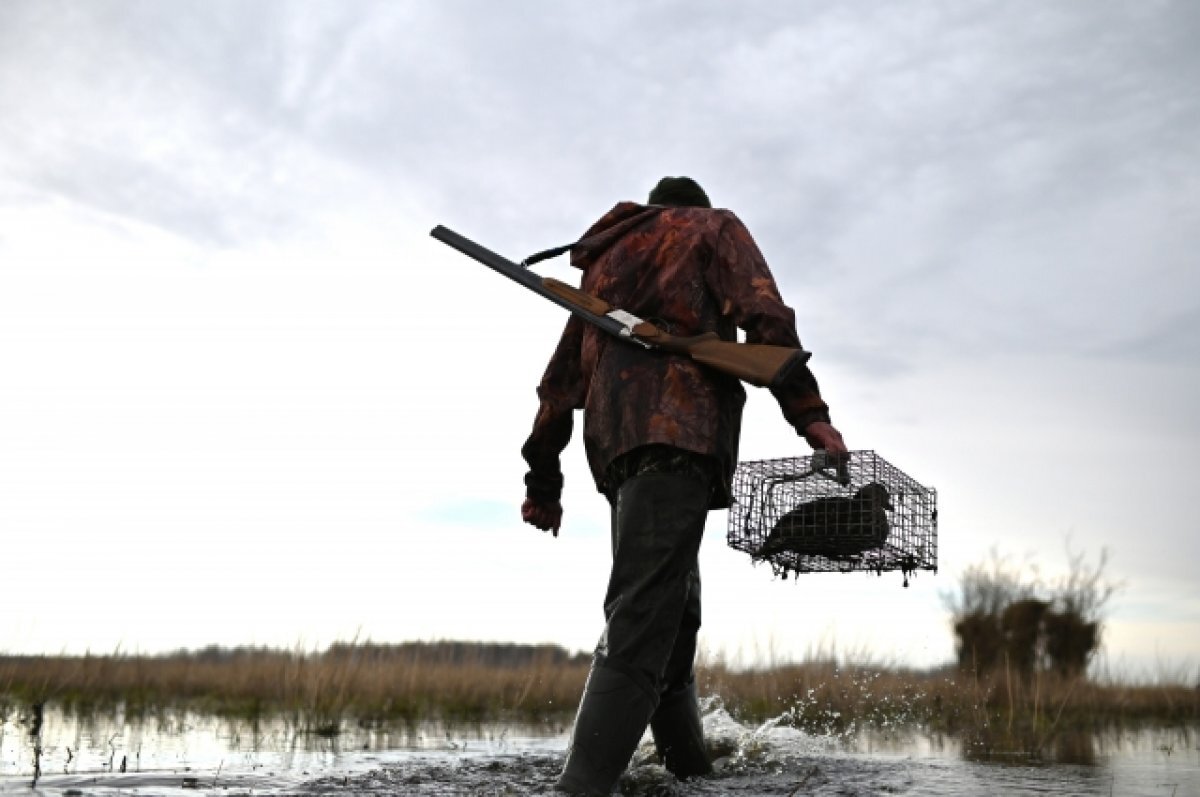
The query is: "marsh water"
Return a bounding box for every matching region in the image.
[0,705,1196,796]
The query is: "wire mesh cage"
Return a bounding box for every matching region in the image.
[727,450,937,585]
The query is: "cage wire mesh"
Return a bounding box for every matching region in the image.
[728,450,937,585]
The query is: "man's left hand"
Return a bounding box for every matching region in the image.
[803,421,849,463]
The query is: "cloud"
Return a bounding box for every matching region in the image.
[1,0,1197,666]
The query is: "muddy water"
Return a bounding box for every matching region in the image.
[0,705,1196,796]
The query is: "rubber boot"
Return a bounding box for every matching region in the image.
[650,678,712,780]
[555,665,658,796]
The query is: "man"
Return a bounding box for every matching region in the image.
[520,176,847,795]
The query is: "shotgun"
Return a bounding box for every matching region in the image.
[430,225,811,389]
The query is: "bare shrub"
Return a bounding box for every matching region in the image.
[945,544,1120,680]
[943,550,1040,675]
[1043,545,1120,677]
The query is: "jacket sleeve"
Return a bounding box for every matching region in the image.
[520,315,587,502]
[706,213,832,433]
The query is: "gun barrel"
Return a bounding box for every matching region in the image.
[431,225,631,340]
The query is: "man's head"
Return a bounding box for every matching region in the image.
[647,176,711,208]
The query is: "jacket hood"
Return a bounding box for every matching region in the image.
[569,202,666,271]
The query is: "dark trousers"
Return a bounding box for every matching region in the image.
[594,469,711,699]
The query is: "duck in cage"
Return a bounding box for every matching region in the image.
[728,450,938,586]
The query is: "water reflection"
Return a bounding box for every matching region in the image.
[1,705,565,790]
[957,727,1100,765]
[1,706,1196,796]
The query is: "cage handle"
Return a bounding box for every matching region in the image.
[810,449,851,486]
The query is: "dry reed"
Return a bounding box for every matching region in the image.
[1,643,1196,745]
[0,644,589,730]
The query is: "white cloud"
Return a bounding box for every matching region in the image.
[1,1,1197,671]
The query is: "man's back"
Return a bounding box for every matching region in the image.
[528,200,828,506]
[572,202,749,504]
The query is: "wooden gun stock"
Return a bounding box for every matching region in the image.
[543,278,807,388]
[638,329,808,387]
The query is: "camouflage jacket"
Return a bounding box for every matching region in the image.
[521,202,831,509]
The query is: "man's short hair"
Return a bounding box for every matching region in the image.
[648,176,711,208]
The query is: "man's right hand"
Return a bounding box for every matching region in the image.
[521,497,563,537]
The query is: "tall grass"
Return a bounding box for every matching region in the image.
[0,644,589,731]
[1,643,1195,745]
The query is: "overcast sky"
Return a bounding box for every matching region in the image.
[2,1,1197,675]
